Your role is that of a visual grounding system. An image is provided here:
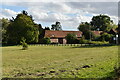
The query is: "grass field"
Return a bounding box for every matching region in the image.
[2,45,118,78]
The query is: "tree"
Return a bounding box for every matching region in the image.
[22,10,28,15]
[78,22,90,32]
[0,18,10,44]
[44,27,50,30]
[65,33,78,44]
[90,14,113,31]
[78,22,95,40]
[6,11,39,45]
[38,24,44,39]
[51,21,62,30]
[97,32,114,41]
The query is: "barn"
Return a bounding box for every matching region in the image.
[44,30,83,44]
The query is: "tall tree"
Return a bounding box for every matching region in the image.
[78,22,90,32]
[6,11,39,44]
[90,14,113,31]
[51,21,62,31]
[78,22,94,40]
[0,18,10,44]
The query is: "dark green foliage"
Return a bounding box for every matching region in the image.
[89,41,109,45]
[39,37,51,44]
[79,36,89,44]
[78,22,95,40]
[44,27,50,30]
[90,14,113,31]
[22,10,28,15]
[0,18,10,44]
[65,33,79,44]
[38,24,44,35]
[78,22,90,32]
[6,11,39,45]
[20,38,28,50]
[51,22,62,31]
[83,30,95,40]
[51,42,59,44]
[38,24,45,41]
[96,33,114,42]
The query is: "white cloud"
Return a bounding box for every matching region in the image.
[0,8,18,19]
[1,2,118,30]
[1,0,119,2]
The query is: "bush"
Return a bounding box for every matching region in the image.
[22,42,28,50]
[79,36,90,44]
[39,37,51,44]
[74,39,79,44]
[20,38,28,50]
[96,33,114,42]
[89,41,109,45]
[65,33,78,44]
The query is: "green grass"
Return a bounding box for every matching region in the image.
[2,45,118,78]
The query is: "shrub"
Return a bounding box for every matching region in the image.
[20,38,28,50]
[74,39,79,44]
[39,37,51,44]
[79,36,90,44]
[89,41,109,45]
[101,33,112,41]
[65,33,78,44]
[94,33,114,42]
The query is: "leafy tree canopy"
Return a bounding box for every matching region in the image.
[7,10,39,44]
[78,22,95,40]
[0,18,10,44]
[90,14,113,31]
[51,21,62,31]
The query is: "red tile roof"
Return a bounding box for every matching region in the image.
[44,30,82,38]
[92,31,103,36]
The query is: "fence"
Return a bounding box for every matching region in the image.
[27,43,114,47]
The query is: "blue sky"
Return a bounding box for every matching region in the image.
[2,5,27,12]
[0,2,118,31]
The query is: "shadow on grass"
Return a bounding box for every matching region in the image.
[1,69,119,80]
[71,44,117,48]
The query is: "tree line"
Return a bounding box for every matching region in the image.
[0,10,118,45]
[65,14,118,44]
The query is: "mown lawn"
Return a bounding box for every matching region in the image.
[2,45,118,78]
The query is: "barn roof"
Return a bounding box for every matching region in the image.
[92,31,103,36]
[44,30,82,38]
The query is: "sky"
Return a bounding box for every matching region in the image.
[0,0,119,31]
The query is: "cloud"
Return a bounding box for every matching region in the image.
[27,7,71,22]
[66,2,118,16]
[1,2,118,30]
[1,0,119,2]
[0,8,18,19]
